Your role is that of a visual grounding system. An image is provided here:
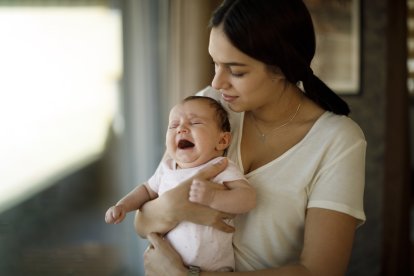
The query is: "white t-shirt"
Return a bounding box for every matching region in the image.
[147,156,247,271]
[197,86,366,271]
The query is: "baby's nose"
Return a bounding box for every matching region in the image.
[177,126,188,134]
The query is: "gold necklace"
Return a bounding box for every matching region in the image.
[250,102,302,143]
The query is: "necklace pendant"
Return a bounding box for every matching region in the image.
[260,133,266,142]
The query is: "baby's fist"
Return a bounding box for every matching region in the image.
[105,204,126,224]
[189,180,215,206]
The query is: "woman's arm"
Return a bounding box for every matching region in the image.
[189,179,256,214]
[144,208,358,276]
[134,158,235,238]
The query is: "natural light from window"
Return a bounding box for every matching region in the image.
[0,6,122,213]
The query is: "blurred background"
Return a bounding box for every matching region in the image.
[0,0,411,275]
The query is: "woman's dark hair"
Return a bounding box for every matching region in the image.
[209,0,350,115]
[182,96,231,132]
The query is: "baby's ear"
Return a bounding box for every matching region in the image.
[216,132,231,151]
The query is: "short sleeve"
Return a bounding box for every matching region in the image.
[147,162,164,193]
[308,137,367,226]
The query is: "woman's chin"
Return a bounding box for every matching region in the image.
[226,103,244,113]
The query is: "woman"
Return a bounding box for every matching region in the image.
[136,0,366,275]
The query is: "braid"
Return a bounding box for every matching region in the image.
[302,69,350,116]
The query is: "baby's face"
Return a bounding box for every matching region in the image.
[166,99,229,169]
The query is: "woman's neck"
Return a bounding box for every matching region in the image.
[249,85,304,126]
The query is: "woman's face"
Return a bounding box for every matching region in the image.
[208,26,285,112]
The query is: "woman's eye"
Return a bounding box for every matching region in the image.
[191,121,202,125]
[168,124,178,129]
[231,72,245,77]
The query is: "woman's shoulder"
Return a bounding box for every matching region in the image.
[314,112,366,145]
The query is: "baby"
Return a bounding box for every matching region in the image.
[105,96,255,271]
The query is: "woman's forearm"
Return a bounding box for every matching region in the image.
[135,158,231,238]
[134,198,178,238]
[134,196,235,238]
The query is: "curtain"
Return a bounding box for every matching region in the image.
[167,0,222,107]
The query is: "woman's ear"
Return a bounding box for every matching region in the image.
[268,65,285,81]
[216,132,231,151]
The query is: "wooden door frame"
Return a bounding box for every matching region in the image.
[383,0,411,275]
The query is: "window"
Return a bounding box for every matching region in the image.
[0,3,122,213]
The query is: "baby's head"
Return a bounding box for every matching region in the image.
[166,96,231,169]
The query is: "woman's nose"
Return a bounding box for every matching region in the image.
[211,68,229,90]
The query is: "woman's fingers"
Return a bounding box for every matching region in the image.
[147,232,162,249]
[163,159,229,218]
[212,218,236,233]
[196,157,228,180]
[136,157,232,236]
[183,205,235,232]
[144,233,186,276]
[173,157,228,196]
[175,157,228,193]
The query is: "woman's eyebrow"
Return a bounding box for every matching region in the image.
[223,62,247,67]
[212,59,247,67]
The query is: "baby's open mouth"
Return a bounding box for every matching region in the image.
[177,139,195,149]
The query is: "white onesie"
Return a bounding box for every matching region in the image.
[147,156,247,272]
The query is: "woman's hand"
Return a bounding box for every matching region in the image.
[144,233,187,276]
[134,157,235,237]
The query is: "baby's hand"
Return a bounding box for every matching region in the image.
[105,204,126,224]
[189,180,217,207]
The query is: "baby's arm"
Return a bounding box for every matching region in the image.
[189,179,256,214]
[105,183,158,224]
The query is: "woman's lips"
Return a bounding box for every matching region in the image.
[221,93,238,102]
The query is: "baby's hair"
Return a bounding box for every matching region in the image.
[182,96,231,132]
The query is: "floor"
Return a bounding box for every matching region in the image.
[2,201,130,276]
[20,243,121,276]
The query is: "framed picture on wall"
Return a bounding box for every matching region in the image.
[304,0,361,95]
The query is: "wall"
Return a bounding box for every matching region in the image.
[345,1,386,275]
